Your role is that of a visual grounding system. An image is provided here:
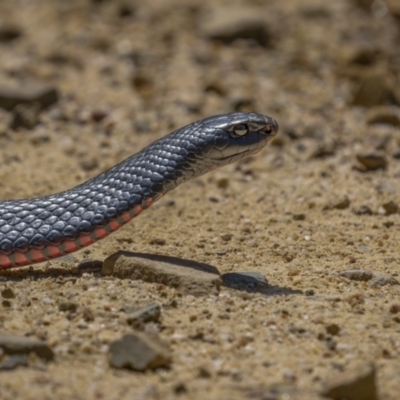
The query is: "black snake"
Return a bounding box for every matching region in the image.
[0,112,278,269]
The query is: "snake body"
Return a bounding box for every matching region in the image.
[0,112,278,270]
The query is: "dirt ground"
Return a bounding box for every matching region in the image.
[1,0,400,399]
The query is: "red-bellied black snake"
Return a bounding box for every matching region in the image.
[0,112,278,269]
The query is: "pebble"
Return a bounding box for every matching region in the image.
[370,274,399,288]
[292,213,306,221]
[0,333,54,360]
[325,323,341,336]
[220,233,232,241]
[381,201,398,215]
[79,158,99,171]
[356,152,387,170]
[126,303,161,328]
[321,362,378,400]
[0,354,28,370]
[1,287,15,299]
[366,105,400,126]
[149,238,166,246]
[200,7,271,47]
[335,270,374,282]
[335,269,399,287]
[0,82,58,111]
[10,103,41,130]
[58,302,78,313]
[109,332,170,371]
[222,272,268,291]
[352,205,373,215]
[323,195,350,210]
[216,177,229,188]
[102,251,221,296]
[389,304,400,314]
[351,73,391,107]
[0,24,22,42]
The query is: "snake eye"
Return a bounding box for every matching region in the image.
[232,124,249,137]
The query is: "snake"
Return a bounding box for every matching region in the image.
[0,112,278,270]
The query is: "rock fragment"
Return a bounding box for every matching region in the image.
[325,323,340,336]
[10,103,41,130]
[366,105,400,126]
[0,82,58,111]
[58,302,78,313]
[356,152,387,170]
[1,287,15,299]
[352,205,373,215]
[102,251,221,296]
[381,201,398,215]
[126,303,161,328]
[0,354,28,370]
[0,334,54,360]
[336,270,374,282]
[0,24,22,42]
[109,332,170,371]
[370,274,399,288]
[335,269,399,287]
[200,7,271,47]
[321,362,378,400]
[351,73,391,107]
[323,195,351,210]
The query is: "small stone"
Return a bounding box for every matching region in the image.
[370,273,399,288]
[222,272,268,291]
[102,251,221,296]
[382,201,398,215]
[351,73,391,107]
[221,233,232,241]
[0,354,28,370]
[79,158,99,171]
[216,177,229,188]
[356,152,387,170]
[305,289,315,296]
[366,105,400,126]
[0,333,54,360]
[321,362,378,400]
[0,24,22,42]
[10,103,41,130]
[352,205,373,215]
[200,7,271,47]
[324,195,351,210]
[1,287,15,299]
[109,332,170,371]
[58,302,78,313]
[2,300,11,307]
[82,307,95,322]
[0,82,58,111]
[389,304,400,314]
[173,383,188,394]
[126,303,161,328]
[292,213,306,221]
[198,365,212,378]
[149,238,166,246]
[325,323,341,336]
[336,270,374,282]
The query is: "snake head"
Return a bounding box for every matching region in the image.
[198,112,278,166]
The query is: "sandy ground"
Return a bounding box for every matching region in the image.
[0,0,400,399]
